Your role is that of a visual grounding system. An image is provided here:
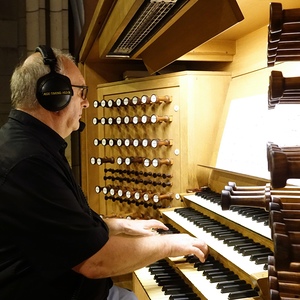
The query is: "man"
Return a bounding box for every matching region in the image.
[0,45,208,299]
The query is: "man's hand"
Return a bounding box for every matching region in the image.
[104,218,169,236]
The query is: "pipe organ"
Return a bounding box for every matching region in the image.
[79,1,300,299]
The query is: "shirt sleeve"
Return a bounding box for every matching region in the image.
[0,154,109,280]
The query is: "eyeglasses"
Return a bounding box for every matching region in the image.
[71,85,88,100]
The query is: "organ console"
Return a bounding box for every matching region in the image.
[87,71,269,298]
[77,0,300,299]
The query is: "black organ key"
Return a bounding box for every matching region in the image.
[228,289,259,299]
[210,273,239,283]
[147,259,201,299]
[158,278,184,286]
[238,207,264,219]
[149,268,171,274]
[154,274,178,281]
[246,209,266,219]
[163,286,193,295]
[185,255,199,263]
[212,229,237,239]
[202,223,227,232]
[235,207,253,216]
[251,211,269,221]
[223,235,247,246]
[157,223,180,234]
[250,254,271,265]
[232,240,255,249]
[203,268,233,278]
[150,267,174,274]
[217,279,247,289]
[234,242,261,252]
[169,294,200,300]
[197,263,224,271]
[241,246,271,256]
[255,214,269,223]
[195,258,224,271]
[209,227,230,235]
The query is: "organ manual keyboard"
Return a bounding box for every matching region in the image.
[133,187,272,300]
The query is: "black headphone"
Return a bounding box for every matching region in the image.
[35,45,73,111]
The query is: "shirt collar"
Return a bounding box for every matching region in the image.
[8,109,68,153]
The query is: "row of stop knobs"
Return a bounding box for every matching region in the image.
[104,168,172,179]
[103,175,172,187]
[95,185,173,202]
[93,114,172,125]
[94,95,171,108]
[91,156,173,167]
[94,138,172,148]
[104,196,164,210]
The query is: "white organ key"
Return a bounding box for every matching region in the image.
[134,268,169,300]
[163,210,267,275]
[185,194,272,239]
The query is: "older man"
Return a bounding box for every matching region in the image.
[0,45,208,300]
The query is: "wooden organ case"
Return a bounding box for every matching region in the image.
[83,71,231,219]
[78,1,300,300]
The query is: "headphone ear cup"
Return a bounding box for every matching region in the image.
[36,72,73,111]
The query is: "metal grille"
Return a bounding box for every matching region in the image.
[110,0,177,56]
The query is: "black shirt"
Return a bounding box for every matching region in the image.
[0,110,112,299]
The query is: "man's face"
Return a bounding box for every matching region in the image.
[59,58,89,138]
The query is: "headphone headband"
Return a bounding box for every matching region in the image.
[36,45,57,68]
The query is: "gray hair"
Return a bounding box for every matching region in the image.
[10,48,74,109]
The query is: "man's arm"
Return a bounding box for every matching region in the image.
[73,232,208,279]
